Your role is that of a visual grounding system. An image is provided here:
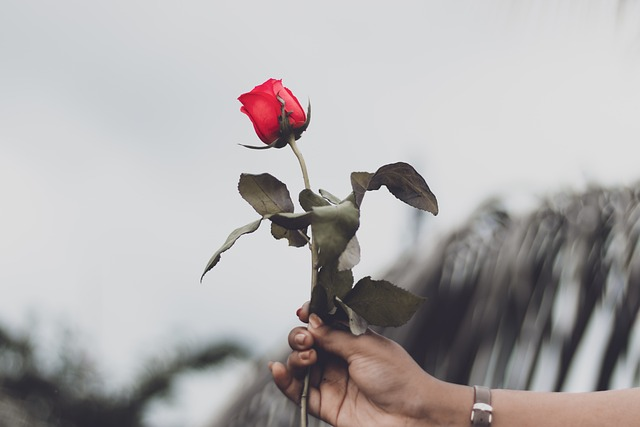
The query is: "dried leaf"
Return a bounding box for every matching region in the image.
[343,276,425,327]
[201,219,263,281]
[335,297,369,335]
[238,173,294,216]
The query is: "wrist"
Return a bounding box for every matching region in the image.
[411,377,474,427]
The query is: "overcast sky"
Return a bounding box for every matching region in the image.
[2,1,640,425]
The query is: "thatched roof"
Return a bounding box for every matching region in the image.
[212,183,640,427]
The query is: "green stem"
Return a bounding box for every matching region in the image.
[288,136,317,427]
[288,137,311,190]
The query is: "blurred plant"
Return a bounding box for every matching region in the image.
[0,322,246,427]
[201,78,439,426]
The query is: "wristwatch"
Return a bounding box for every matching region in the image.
[470,385,493,426]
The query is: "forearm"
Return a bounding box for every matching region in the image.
[419,382,640,427]
[492,387,640,427]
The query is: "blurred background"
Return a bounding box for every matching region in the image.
[1,1,640,426]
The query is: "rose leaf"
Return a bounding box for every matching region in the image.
[319,189,341,205]
[238,173,294,216]
[299,189,330,212]
[311,200,360,267]
[350,172,374,207]
[341,191,357,206]
[268,211,313,230]
[309,284,331,319]
[201,218,263,281]
[366,162,438,215]
[317,261,354,312]
[271,223,309,247]
[337,235,361,271]
[342,276,425,327]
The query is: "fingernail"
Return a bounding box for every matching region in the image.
[300,350,310,361]
[294,333,306,346]
[296,307,302,317]
[309,314,322,329]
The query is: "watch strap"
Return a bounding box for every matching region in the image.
[470,385,492,426]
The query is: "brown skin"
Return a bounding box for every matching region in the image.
[269,303,471,427]
[270,303,640,427]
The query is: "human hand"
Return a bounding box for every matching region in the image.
[269,303,472,427]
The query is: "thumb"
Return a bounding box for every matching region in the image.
[308,314,380,361]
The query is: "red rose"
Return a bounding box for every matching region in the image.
[238,79,307,145]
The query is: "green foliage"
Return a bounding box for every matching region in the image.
[343,277,426,327]
[201,219,263,281]
[350,172,374,207]
[351,162,439,215]
[299,188,330,211]
[315,261,354,313]
[202,162,438,335]
[310,200,360,267]
[318,189,341,204]
[270,223,308,247]
[337,235,360,271]
[268,211,312,230]
[238,173,294,215]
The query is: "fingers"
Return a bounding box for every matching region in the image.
[271,324,318,402]
[286,326,317,371]
[270,360,325,418]
[294,303,388,364]
[269,361,302,403]
[307,313,383,361]
[288,326,313,350]
[286,346,318,374]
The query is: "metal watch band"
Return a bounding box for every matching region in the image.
[471,385,493,426]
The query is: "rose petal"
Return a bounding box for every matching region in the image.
[238,92,281,144]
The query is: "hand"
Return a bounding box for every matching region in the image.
[269,303,472,427]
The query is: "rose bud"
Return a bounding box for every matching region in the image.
[238,79,309,148]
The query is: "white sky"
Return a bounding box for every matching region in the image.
[2,1,640,425]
